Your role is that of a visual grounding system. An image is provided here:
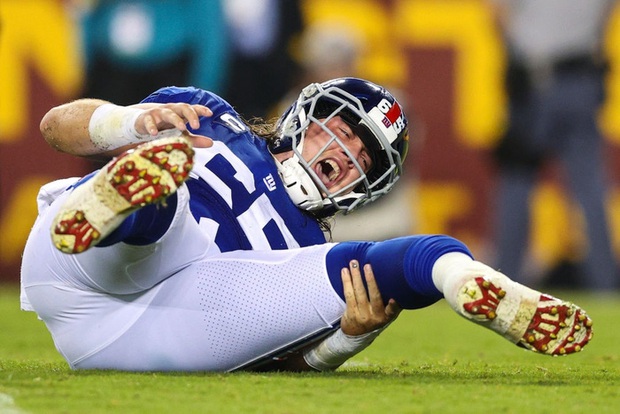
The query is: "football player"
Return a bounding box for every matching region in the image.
[21,78,592,372]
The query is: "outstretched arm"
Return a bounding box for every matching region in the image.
[40,99,213,159]
[251,261,401,372]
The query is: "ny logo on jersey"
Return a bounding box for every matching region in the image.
[263,174,277,191]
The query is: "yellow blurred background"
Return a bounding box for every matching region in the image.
[2,0,620,286]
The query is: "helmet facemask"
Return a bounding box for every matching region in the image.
[271,79,408,216]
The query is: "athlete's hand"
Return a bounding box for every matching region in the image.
[133,103,214,148]
[340,260,401,336]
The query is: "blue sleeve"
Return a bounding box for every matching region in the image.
[326,235,473,309]
[139,87,253,149]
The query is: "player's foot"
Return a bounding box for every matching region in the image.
[51,136,194,254]
[456,275,593,356]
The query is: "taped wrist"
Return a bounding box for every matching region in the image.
[303,327,385,371]
[88,103,181,151]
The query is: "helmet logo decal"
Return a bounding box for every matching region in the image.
[367,99,405,144]
[374,98,406,141]
[382,100,402,127]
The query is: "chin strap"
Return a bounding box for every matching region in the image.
[274,155,325,211]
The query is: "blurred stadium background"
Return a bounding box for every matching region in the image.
[3,0,620,289]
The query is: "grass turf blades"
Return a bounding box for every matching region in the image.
[1,284,619,414]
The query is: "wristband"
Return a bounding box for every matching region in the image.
[88,103,182,151]
[303,326,386,371]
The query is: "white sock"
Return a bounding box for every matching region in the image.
[431,252,486,301]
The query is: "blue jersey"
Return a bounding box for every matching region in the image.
[141,86,326,252]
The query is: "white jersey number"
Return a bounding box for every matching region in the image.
[192,141,300,250]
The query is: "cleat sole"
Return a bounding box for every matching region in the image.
[459,276,593,356]
[51,136,194,254]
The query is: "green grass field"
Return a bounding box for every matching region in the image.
[1,283,619,413]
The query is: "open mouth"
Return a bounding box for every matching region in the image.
[315,159,342,187]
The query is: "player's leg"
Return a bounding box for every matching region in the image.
[326,235,593,356]
[29,244,341,371]
[51,135,194,254]
[24,237,593,372]
[22,157,210,297]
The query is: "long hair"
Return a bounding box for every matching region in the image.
[244,117,334,238]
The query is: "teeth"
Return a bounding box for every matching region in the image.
[324,160,340,181]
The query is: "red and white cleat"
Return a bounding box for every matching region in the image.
[51,136,194,254]
[517,293,593,355]
[458,276,593,356]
